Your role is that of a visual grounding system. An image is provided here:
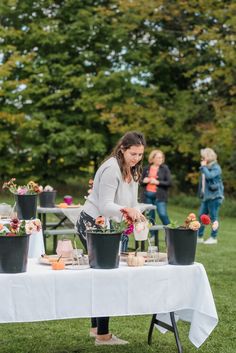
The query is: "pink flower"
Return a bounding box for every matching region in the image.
[17,187,28,195]
[212,220,219,231]
[124,224,134,235]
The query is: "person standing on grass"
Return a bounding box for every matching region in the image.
[197,148,224,245]
[76,131,146,346]
[141,149,171,241]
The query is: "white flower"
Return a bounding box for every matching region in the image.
[44,185,54,192]
[25,219,42,235]
[25,223,37,234]
[188,220,201,231]
[212,220,219,231]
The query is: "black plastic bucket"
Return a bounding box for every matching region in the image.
[86,232,122,269]
[165,228,197,265]
[39,191,57,207]
[15,194,38,220]
[0,235,30,273]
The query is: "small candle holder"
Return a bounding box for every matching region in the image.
[63,195,73,205]
[56,239,74,258]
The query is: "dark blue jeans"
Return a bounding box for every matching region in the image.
[198,198,222,238]
[144,191,170,237]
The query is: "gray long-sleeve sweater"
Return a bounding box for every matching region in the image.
[83,157,139,221]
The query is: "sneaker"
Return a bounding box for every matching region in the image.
[204,237,218,245]
[95,335,128,346]
[197,237,204,244]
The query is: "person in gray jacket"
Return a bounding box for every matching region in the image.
[198,147,224,244]
[76,131,146,345]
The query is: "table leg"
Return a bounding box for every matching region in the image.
[154,233,159,248]
[42,213,47,252]
[53,235,58,254]
[170,312,182,353]
[148,312,182,353]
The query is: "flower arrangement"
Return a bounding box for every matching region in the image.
[0,217,42,236]
[86,215,130,234]
[42,185,54,192]
[167,213,219,231]
[87,209,148,236]
[2,178,42,195]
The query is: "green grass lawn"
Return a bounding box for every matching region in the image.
[0,205,236,353]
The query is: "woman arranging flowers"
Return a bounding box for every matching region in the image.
[76,131,146,346]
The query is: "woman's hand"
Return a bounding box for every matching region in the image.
[150,178,159,185]
[121,207,144,222]
[143,177,150,183]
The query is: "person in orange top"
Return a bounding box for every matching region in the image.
[141,150,171,240]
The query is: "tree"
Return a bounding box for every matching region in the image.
[0,0,235,194]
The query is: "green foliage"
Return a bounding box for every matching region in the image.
[0,0,235,195]
[166,220,179,229]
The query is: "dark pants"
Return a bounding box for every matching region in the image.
[91,317,110,335]
[76,211,110,334]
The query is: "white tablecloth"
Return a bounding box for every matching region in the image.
[0,260,218,348]
[28,229,45,258]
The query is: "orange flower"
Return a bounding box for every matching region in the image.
[95,216,106,227]
[188,213,197,221]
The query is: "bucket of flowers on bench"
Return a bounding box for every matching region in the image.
[0,218,42,273]
[2,178,41,220]
[39,185,57,207]
[165,213,218,265]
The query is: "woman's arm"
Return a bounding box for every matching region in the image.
[158,165,172,187]
[98,168,124,218]
[200,165,222,180]
[98,166,143,221]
